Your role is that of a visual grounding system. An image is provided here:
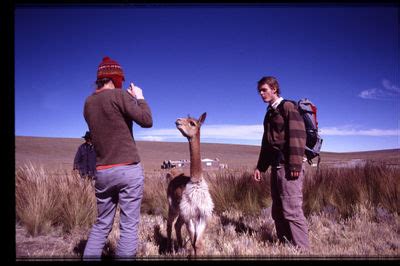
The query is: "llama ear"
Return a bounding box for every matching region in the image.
[199,112,207,124]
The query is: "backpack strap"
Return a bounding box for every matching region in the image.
[276,99,296,120]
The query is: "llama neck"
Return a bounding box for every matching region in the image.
[189,134,202,182]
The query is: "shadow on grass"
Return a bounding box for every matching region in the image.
[220,214,275,244]
[220,214,256,235]
[154,224,187,255]
[259,223,275,244]
[73,239,86,257]
[73,238,115,260]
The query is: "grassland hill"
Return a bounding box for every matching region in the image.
[15,136,399,172]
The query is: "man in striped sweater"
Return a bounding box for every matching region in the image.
[254,76,310,250]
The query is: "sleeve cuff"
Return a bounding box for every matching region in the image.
[257,163,269,172]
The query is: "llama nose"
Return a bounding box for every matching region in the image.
[175,120,181,126]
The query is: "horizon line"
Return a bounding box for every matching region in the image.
[15,135,400,154]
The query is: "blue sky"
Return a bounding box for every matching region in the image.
[15,5,399,152]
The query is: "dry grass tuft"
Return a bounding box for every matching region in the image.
[207,169,271,216]
[141,171,170,218]
[303,161,399,218]
[16,162,96,236]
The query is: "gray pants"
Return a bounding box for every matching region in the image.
[83,163,145,260]
[270,164,310,250]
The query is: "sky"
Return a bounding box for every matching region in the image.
[15,4,399,152]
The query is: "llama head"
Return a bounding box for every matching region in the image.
[175,112,207,139]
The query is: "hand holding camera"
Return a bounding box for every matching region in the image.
[127,82,144,100]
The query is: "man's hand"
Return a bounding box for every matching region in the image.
[127,82,144,100]
[253,169,261,182]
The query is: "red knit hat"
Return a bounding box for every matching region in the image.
[97,56,125,88]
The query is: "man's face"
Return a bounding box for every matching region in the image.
[258,83,277,103]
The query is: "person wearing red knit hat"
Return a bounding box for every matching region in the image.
[96,56,125,89]
[83,56,153,260]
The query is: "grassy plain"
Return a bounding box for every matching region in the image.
[15,136,399,260]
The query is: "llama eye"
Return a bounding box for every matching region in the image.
[190,121,196,127]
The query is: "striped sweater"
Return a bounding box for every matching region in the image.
[256,100,306,172]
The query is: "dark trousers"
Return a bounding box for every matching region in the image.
[270,164,310,250]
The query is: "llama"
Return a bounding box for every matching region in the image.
[166,112,214,256]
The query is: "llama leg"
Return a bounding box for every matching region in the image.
[175,214,185,248]
[186,219,196,255]
[194,217,207,255]
[166,209,178,252]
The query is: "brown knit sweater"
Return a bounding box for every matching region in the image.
[84,89,153,167]
[256,100,306,172]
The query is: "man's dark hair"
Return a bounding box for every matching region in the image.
[257,76,280,96]
[95,77,112,89]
